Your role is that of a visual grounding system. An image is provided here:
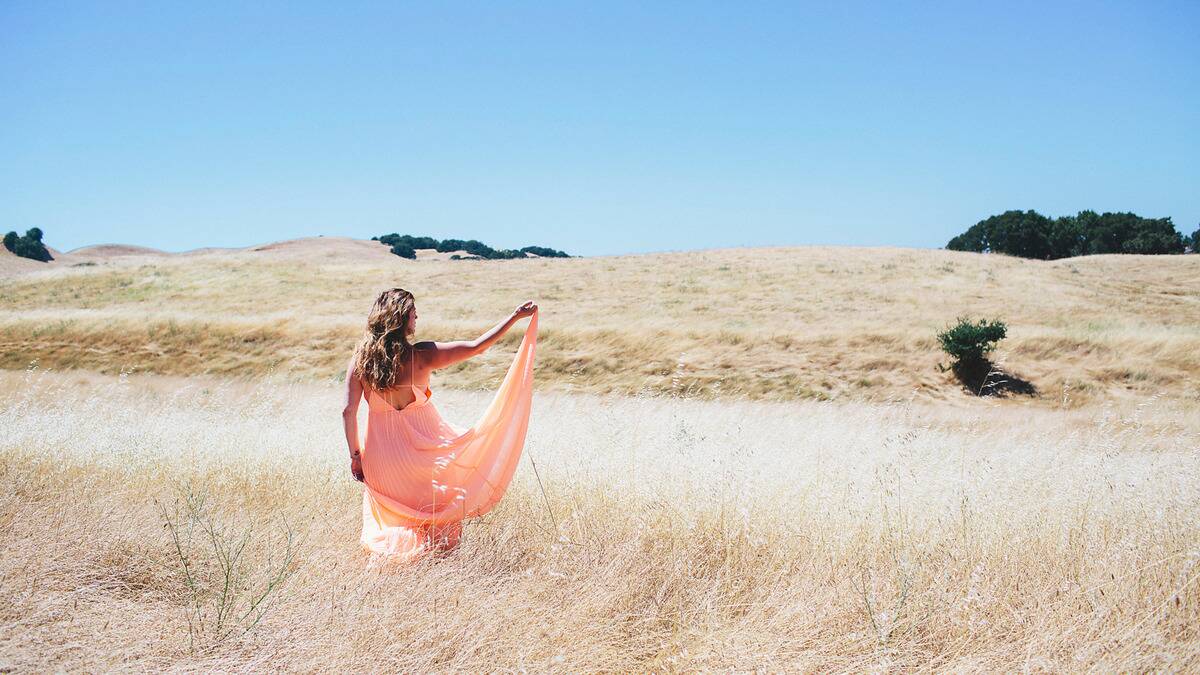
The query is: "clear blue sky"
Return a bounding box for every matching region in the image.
[2,1,1197,256]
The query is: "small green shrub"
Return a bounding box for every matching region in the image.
[937,317,1007,369]
[156,485,301,653]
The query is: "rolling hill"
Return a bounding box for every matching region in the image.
[2,236,1198,406]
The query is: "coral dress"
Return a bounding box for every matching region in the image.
[352,312,538,561]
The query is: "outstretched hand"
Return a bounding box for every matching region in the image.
[513,300,538,319]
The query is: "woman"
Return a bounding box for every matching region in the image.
[342,288,539,561]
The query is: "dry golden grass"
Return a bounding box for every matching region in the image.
[2,369,1198,670]
[2,238,1198,406]
[3,239,1199,669]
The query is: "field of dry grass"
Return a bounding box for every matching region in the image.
[3,237,1199,406]
[2,369,1198,670]
[3,239,1199,670]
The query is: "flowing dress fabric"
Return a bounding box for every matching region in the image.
[358,313,538,559]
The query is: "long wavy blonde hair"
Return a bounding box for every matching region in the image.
[351,288,417,391]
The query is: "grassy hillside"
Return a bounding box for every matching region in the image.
[2,237,1198,405]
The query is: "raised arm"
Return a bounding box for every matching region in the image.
[424,301,538,371]
[342,355,365,481]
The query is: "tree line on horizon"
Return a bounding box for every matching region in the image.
[9,220,1197,266]
[947,210,1199,259]
[371,233,572,260]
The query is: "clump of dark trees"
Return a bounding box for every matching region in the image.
[371,233,572,261]
[3,228,53,262]
[947,210,1199,260]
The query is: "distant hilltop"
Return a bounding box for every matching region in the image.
[0,230,574,277]
[371,233,572,260]
[0,233,577,278]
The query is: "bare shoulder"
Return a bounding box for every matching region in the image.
[412,339,463,370]
[412,341,437,364]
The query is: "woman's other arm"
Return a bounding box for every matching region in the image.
[341,356,365,482]
[425,301,537,371]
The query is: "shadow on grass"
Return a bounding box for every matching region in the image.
[951,360,1037,397]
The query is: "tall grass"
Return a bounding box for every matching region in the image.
[1,369,1198,670]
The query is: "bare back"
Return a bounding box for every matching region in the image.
[369,344,434,412]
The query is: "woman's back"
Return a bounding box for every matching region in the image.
[367,346,432,413]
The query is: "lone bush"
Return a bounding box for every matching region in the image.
[938,317,1036,396]
[937,317,1007,370]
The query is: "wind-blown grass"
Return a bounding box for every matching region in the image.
[2,369,1197,670]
